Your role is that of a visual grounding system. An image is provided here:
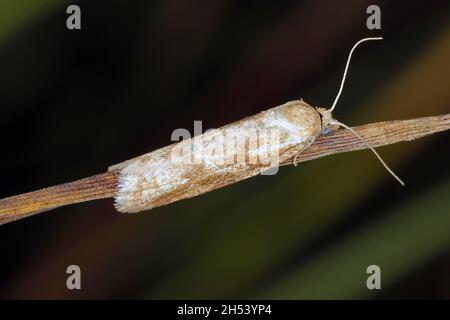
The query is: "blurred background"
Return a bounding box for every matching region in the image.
[0,0,449,299]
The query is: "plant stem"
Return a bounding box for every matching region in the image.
[0,113,449,225]
[0,172,117,224]
[281,113,450,165]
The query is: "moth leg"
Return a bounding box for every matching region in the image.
[293,137,315,166]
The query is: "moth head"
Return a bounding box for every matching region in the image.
[316,107,339,135]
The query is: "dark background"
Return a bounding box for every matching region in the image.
[0,0,449,299]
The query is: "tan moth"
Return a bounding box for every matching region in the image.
[111,37,404,214]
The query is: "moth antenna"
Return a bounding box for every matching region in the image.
[330,119,405,186]
[329,37,383,113]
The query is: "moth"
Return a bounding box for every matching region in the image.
[111,37,404,214]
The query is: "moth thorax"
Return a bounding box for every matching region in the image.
[279,101,321,138]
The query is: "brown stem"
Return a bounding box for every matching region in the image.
[0,172,118,225]
[0,113,449,225]
[281,113,450,166]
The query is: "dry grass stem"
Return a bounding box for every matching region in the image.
[0,113,448,225]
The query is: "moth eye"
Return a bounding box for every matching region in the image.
[322,127,330,135]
